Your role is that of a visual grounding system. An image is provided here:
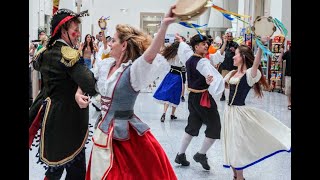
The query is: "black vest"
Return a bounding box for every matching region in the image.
[186,55,209,90]
[228,74,252,106]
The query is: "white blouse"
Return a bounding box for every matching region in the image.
[224,68,262,87]
[91,54,167,115]
[167,56,184,67]
[177,42,225,96]
[91,54,167,95]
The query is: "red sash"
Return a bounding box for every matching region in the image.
[200,91,211,108]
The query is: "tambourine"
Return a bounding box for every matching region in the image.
[173,0,210,21]
[251,16,276,39]
[98,16,109,30]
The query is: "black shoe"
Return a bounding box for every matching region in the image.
[193,152,210,170]
[170,115,177,120]
[181,96,185,102]
[175,153,190,166]
[220,95,225,101]
[160,113,165,122]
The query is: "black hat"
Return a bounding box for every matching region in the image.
[50,8,89,37]
[190,34,208,49]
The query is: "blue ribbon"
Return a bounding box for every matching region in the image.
[273,18,288,37]
[255,38,273,60]
[222,13,234,21]
[178,22,207,40]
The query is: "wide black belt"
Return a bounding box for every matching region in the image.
[170,65,182,75]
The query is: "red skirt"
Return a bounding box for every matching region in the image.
[102,125,177,180]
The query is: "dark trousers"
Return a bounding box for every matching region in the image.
[45,150,86,180]
[185,92,221,139]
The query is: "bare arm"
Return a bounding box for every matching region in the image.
[143,5,176,63]
[99,30,109,50]
[251,36,270,78]
[219,35,227,55]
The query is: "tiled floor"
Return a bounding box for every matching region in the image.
[29,88,291,180]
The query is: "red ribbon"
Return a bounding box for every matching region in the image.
[52,15,73,37]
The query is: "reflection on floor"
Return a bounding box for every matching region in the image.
[29,89,291,180]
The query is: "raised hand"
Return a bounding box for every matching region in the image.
[260,36,270,45]
[175,33,184,42]
[162,5,177,27]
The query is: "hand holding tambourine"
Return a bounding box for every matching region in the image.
[260,36,270,45]
[98,17,107,31]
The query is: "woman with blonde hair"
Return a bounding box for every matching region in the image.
[75,5,178,180]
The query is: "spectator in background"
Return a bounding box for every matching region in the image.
[218,32,239,101]
[278,45,291,110]
[79,34,98,69]
[30,30,48,103]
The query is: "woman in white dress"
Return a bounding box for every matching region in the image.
[221,37,291,180]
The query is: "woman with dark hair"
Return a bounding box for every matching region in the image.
[79,34,98,69]
[153,41,184,122]
[75,5,178,180]
[221,38,291,180]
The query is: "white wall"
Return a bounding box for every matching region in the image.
[29,0,52,41]
[281,0,291,40]
[30,0,290,43]
[270,0,283,37]
[78,0,221,39]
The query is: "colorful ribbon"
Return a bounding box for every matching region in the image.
[178,22,207,40]
[255,38,273,60]
[207,3,251,25]
[211,4,251,18]
[101,16,110,21]
[273,18,288,37]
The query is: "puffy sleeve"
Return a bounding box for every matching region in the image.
[245,67,262,86]
[223,70,236,84]
[130,54,169,91]
[208,50,225,66]
[177,42,193,65]
[196,58,225,96]
[90,58,114,93]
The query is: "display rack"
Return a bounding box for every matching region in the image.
[268,35,285,93]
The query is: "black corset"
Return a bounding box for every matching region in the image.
[228,74,252,106]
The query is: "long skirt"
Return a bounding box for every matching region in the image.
[153,72,182,107]
[87,125,177,180]
[222,105,291,170]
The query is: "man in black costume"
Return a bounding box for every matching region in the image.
[29,9,97,180]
